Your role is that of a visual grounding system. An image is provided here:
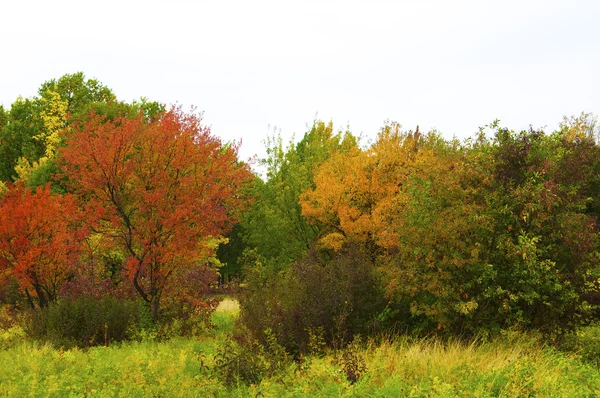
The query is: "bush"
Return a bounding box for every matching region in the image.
[337,335,367,384]
[213,328,289,387]
[0,276,24,307]
[0,304,26,349]
[560,324,600,367]
[155,297,219,339]
[239,244,387,356]
[27,296,142,348]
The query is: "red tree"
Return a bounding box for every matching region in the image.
[0,184,83,308]
[59,108,252,320]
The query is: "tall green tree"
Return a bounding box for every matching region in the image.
[37,72,116,119]
[240,120,358,268]
[0,98,44,182]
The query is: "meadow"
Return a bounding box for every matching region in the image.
[2,74,600,397]
[2,299,600,397]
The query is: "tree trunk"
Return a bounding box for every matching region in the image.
[151,294,160,322]
[32,283,48,308]
[24,288,35,310]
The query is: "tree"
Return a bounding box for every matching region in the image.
[0,106,6,133]
[59,107,252,320]
[241,121,358,267]
[0,73,118,186]
[0,184,83,308]
[0,97,44,182]
[301,121,600,335]
[37,72,116,119]
[301,123,441,253]
[13,88,68,184]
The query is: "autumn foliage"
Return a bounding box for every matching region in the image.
[296,120,600,336]
[59,107,252,319]
[1,73,600,348]
[0,184,82,308]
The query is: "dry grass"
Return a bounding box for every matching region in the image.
[215,298,240,313]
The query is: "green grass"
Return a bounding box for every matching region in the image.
[2,305,600,397]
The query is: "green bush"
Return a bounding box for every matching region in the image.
[156,297,219,339]
[239,244,387,356]
[0,304,26,349]
[213,328,290,387]
[27,296,142,348]
[337,335,367,384]
[560,324,600,367]
[213,338,265,386]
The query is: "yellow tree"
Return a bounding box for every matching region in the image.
[301,122,437,252]
[301,122,493,330]
[15,88,68,182]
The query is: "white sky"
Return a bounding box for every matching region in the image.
[1,0,598,164]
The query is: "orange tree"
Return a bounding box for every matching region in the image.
[301,123,443,253]
[0,183,83,308]
[59,107,252,320]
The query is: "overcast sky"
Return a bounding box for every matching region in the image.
[1,0,598,163]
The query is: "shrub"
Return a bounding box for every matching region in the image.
[155,297,220,339]
[0,304,26,349]
[337,335,367,384]
[0,276,24,307]
[213,338,265,387]
[239,244,387,356]
[27,296,142,348]
[213,328,289,387]
[560,324,600,367]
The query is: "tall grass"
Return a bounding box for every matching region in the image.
[352,333,600,397]
[2,302,600,396]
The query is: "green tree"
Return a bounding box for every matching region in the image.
[241,120,358,268]
[37,72,115,119]
[0,73,163,188]
[0,97,44,182]
[0,106,6,130]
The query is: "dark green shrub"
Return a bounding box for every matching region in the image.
[239,244,387,355]
[0,275,24,307]
[27,296,142,348]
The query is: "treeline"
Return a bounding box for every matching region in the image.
[233,115,600,354]
[1,73,599,351]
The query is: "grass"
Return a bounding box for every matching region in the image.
[215,298,240,313]
[1,300,600,397]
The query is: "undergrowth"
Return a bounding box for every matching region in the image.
[2,301,600,396]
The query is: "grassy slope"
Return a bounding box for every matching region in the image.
[1,305,600,397]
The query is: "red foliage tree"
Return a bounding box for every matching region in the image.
[59,108,252,320]
[0,184,83,308]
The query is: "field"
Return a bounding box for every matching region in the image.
[2,73,600,397]
[2,300,600,397]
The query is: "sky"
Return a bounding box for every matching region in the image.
[1,0,599,164]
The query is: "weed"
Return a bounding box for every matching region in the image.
[307,326,326,357]
[213,338,265,386]
[338,335,366,384]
